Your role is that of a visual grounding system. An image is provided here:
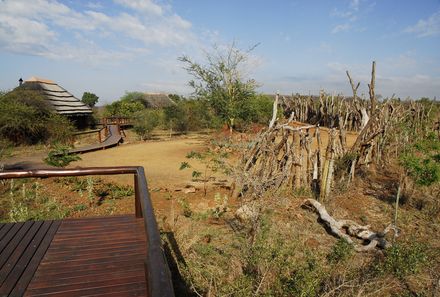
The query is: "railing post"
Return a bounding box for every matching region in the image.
[134,173,142,218]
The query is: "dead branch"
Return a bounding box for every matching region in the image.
[304,199,398,252]
[269,93,279,129]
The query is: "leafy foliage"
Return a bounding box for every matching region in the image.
[81,92,99,107]
[376,242,428,278]
[3,179,70,222]
[0,90,74,144]
[132,109,160,140]
[104,99,144,117]
[400,133,440,186]
[179,43,259,129]
[44,144,81,167]
[327,238,354,264]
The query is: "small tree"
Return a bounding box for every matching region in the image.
[44,144,81,167]
[81,92,99,107]
[0,90,74,144]
[133,110,160,140]
[164,104,188,134]
[179,43,259,133]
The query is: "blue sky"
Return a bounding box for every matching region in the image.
[0,0,439,104]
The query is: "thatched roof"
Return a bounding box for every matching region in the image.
[142,93,175,108]
[19,77,92,116]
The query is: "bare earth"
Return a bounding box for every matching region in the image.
[70,136,208,190]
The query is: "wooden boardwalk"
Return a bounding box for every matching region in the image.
[0,167,174,297]
[0,216,148,297]
[70,125,123,154]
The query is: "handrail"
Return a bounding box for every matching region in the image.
[0,166,175,297]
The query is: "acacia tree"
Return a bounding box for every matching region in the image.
[179,43,259,132]
[81,92,99,107]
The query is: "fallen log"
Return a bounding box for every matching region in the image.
[304,199,398,252]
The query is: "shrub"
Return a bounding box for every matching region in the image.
[163,103,188,133]
[400,133,440,186]
[132,109,160,140]
[377,242,428,278]
[104,100,144,117]
[327,238,354,264]
[44,145,81,167]
[0,90,74,144]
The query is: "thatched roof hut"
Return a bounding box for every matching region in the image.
[142,93,175,108]
[19,77,92,116]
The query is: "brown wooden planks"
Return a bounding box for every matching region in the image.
[0,220,60,297]
[0,221,44,284]
[25,215,147,297]
[0,224,14,242]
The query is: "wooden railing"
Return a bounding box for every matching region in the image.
[0,166,175,297]
[101,117,131,126]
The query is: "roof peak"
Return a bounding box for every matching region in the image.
[25,76,55,84]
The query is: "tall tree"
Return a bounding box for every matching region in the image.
[81,92,99,107]
[179,43,259,132]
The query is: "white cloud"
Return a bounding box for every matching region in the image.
[404,10,440,37]
[330,0,373,34]
[331,23,351,34]
[0,0,195,62]
[350,0,361,11]
[113,0,164,16]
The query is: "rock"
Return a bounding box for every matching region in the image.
[183,187,196,194]
[235,204,259,223]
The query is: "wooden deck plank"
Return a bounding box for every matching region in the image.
[0,224,14,242]
[25,268,145,289]
[0,223,14,240]
[25,282,147,297]
[8,221,60,297]
[0,222,34,268]
[25,216,147,297]
[0,223,24,253]
[0,221,59,297]
[0,222,44,284]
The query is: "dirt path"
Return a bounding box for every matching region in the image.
[70,136,208,190]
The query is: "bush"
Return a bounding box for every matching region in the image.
[376,242,428,278]
[400,133,440,186]
[133,109,160,140]
[163,99,221,133]
[164,103,188,133]
[104,100,144,117]
[327,238,354,264]
[241,94,275,125]
[44,145,81,167]
[0,90,74,144]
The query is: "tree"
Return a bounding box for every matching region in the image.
[104,100,144,117]
[179,43,259,132]
[81,92,99,107]
[120,91,149,107]
[164,104,188,133]
[132,110,160,140]
[0,90,74,144]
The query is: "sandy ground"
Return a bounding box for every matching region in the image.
[70,136,208,189]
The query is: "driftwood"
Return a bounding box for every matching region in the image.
[304,199,398,252]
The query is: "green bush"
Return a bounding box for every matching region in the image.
[400,133,440,186]
[104,100,144,117]
[327,238,354,264]
[377,242,428,278]
[163,99,221,132]
[164,103,188,133]
[0,90,74,144]
[132,109,160,140]
[241,94,275,125]
[44,145,81,167]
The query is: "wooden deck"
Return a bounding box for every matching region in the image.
[1,216,147,297]
[69,124,123,154]
[0,167,174,297]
